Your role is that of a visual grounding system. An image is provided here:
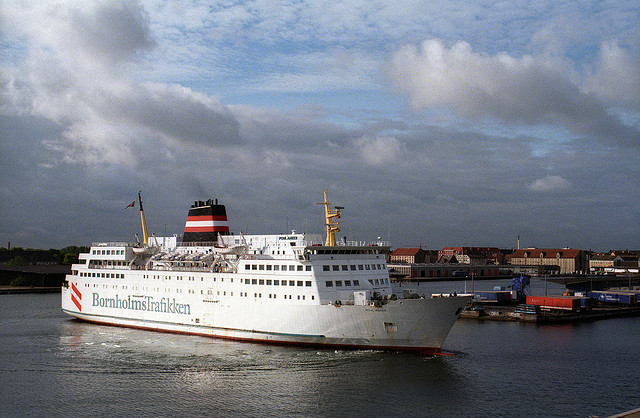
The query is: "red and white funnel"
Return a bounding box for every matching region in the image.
[182,199,229,243]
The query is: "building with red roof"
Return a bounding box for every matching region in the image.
[508,248,587,274]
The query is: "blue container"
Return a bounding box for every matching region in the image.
[474,291,511,302]
[588,291,636,305]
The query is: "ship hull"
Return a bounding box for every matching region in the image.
[62,285,469,353]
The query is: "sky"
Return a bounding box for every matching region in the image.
[1,0,639,252]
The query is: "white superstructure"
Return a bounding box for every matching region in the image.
[61,191,470,353]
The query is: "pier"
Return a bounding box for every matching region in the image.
[460,303,640,323]
[548,274,640,292]
[0,286,61,294]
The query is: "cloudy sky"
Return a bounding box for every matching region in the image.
[1,0,639,251]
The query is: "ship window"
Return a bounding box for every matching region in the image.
[306,266,311,271]
[312,296,315,300]
[336,281,342,287]
[341,265,348,271]
[259,265,264,270]
[358,265,364,270]
[266,265,272,270]
[252,265,257,270]
[297,265,303,271]
[365,265,371,270]
[259,279,264,285]
[350,265,356,270]
[345,280,351,286]
[289,266,295,271]
[289,280,295,286]
[297,295,300,300]
[274,280,279,285]
[245,265,250,270]
[252,279,257,285]
[305,281,311,287]
[323,265,330,271]
[267,280,272,285]
[332,265,339,271]
[372,264,377,270]
[297,281,303,286]
[281,280,287,286]
[274,265,280,271]
[368,279,374,285]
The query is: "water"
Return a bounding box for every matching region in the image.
[1,284,639,417]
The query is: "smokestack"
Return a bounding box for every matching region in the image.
[183,199,230,242]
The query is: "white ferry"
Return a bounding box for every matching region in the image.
[62,191,470,353]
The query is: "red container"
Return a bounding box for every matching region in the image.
[526,296,580,311]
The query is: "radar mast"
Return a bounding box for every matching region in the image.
[317,190,341,246]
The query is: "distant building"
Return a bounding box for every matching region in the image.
[589,253,616,272]
[389,248,427,264]
[508,248,587,274]
[387,263,505,280]
[437,247,504,265]
[616,255,640,268]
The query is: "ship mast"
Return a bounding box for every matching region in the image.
[138,191,149,245]
[317,189,341,246]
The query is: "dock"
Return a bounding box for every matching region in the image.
[460,304,640,323]
[0,286,61,294]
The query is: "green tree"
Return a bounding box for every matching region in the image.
[6,255,28,266]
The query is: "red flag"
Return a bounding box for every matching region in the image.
[125,201,135,208]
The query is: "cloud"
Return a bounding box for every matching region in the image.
[1,0,240,166]
[528,175,572,192]
[68,1,156,64]
[353,135,402,167]
[388,39,639,146]
[584,40,640,106]
[1,1,639,252]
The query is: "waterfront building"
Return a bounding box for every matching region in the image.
[389,248,427,264]
[437,247,504,265]
[508,248,587,274]
[615,255,640,268]
[589,253,617,272]
[387,262,504,280]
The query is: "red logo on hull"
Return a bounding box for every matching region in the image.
[71,283,82,311]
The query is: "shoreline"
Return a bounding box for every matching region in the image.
[0,286,61,294]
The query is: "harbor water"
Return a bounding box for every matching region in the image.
[1,279,639,417]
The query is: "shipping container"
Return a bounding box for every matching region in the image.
[474,291,511,303]
[587,291,637,305]
[525,296,581,311]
